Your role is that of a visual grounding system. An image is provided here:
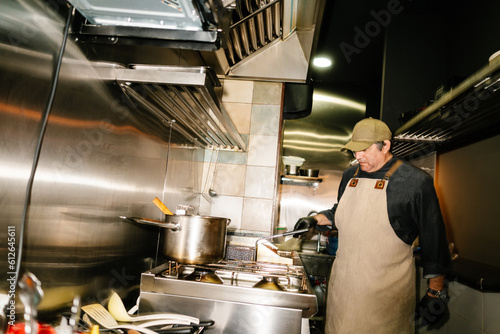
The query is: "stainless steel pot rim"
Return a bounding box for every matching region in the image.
[165,215,231,225]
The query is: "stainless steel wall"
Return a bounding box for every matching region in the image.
[0,0,201,312]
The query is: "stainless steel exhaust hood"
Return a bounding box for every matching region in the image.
[68,0,326,83]
[209,0,326,82]
[96,62,246,151]
[68,0,235,50]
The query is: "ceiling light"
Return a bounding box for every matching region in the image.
[313,57,332,68]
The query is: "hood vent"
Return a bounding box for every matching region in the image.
[68,0,234,50]
[69,0,325,83]
[108,64,246,151]
[211,0,325,82]
[393,56,500,158]
[225,0,282,66]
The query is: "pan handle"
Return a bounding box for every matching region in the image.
[120,216,180,231]
[260,228,309,240]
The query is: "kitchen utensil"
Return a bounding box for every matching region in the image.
[260,228,309,240]
[68,295,81,332]
[299,169,320,177]
[254,228,308,258]
[107,292,199,324]
[19,273,44,334]
[277,237,302,251]
[283,156,305,175]
[122,215,230,264]
[82,304,179,334]
[282,156,305,166]
[284,164,299,175]
[153,197,173,215]
[163,215,230,264]
[90,325,100,334]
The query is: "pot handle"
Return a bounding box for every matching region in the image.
[226,219,231,226]
[120,216,180,231]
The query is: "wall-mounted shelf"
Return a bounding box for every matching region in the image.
[281,175,323,187]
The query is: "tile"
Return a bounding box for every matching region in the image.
[203,148,219,162]
[252,81,283,105]
[484,291,500,333]
[218,149,247,165]
[221,79,254,103]
[416,325,448,334]
[198,195,211,215]
[241,198,274,232]
[222,102,252,134]
[250,104,281,136]
[210,195,243,231]
[445,313,482,334]
[416,322,447,334]
[247,135,279,167]
[212,164,246,196]
[447,281,483,329]
[244,166,276,199]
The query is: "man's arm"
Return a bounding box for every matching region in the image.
[315,213,332,226]
[427,275,446,296]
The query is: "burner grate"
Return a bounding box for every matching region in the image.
[158,260,309,292]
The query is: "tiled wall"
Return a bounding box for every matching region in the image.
[199,79,283,236]
[417,270,500,334]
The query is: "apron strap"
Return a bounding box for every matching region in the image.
[353,166,360,178]
[383,159,403,180]
[352,159,402,189]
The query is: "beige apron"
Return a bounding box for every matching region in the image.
[325,161,415,334]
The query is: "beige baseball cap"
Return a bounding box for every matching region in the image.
[341,117,392,152]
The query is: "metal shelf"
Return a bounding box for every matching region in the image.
[281,175,323,187]
[393,56,500,158]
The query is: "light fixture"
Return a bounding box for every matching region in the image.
[313,57,332,68]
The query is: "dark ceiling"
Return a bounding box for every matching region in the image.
[310,0,458,87]
[282,0,500,170]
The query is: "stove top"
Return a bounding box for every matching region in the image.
[140,259,317,318]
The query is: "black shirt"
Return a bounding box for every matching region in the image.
[320,156,451,276]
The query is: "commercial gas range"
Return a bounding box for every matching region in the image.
[139,259,318,334]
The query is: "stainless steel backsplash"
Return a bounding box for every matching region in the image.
[0,0,202,313]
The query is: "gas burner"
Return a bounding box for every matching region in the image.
[253,276,285,291]
[183,268,223,284]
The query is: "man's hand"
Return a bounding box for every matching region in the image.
[293,216,317,232]
[415,293,450,329]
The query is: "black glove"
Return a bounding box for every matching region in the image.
[415,293,450,330]
[293,216,317,236]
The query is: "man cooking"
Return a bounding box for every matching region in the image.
[294,118,451,333]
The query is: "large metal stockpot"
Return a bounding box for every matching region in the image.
[163,215,230,264]
[122,215,230,264]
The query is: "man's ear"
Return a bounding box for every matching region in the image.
[382,140,392,153]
